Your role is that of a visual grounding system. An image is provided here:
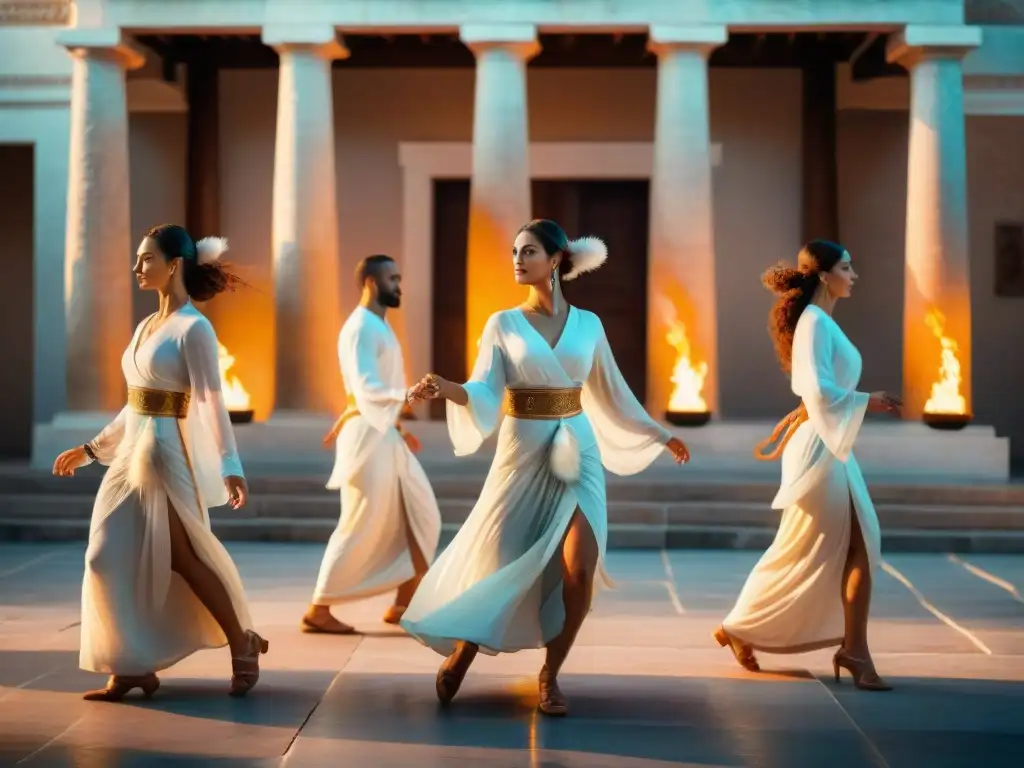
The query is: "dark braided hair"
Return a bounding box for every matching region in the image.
[763,239,847,373]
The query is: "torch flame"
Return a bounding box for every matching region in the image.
[666,319,709,413]
[922,309,966,415]
[217,342,251,411]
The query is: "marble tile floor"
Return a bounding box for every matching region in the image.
[1,543,1023,767]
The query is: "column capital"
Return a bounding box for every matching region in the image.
[56,28,146,70]
[261,24,350,60]
[886,25,983,69]
[647,25,729,58]
[460,23,539,59]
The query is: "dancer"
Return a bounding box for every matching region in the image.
[52,224,268,701]
[302,255,441,634]
[402,219,690,716]
[714,239,901,691]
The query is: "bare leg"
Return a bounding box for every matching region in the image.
[539,509,599,716]
[390,490,429,619]
[836,497,890,689]
[167,503,248,657]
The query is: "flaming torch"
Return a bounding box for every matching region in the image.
[660,298,711,426]
[217,342,254,424]
[921,309,971,430]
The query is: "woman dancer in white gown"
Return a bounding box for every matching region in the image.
[402,219,690,716]
[52,224,269,701]
[713,240,901,691]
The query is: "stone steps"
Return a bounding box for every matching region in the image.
[2,464,1023,551]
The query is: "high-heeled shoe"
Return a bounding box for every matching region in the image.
[230,630,270,697]
[832,648,892,691]
[538,666,567,717]
[82,673,160,702]
[713,626,760,672]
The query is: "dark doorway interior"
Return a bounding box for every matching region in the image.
[0,145,35,458]
[430,179,649,419]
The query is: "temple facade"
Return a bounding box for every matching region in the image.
[1,0,1024,466]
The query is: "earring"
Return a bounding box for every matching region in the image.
[551,267,558,313]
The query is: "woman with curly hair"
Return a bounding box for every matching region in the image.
[712,239,901,691]
[52,224,269,701]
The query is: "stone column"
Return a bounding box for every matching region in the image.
[646,25,727,417]
[57,28,145,411]
[263,25,348,413]
[460,24,539,373]
[887,26,982,419]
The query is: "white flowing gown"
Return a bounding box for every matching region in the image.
[80,302,255,675]
[312,307,441,605]
[722,305,880,653]
[401,307,673,656]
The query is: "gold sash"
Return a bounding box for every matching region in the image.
[753,404,808,461]
[505,387,583,420]
[336,393,408,434]
[128,386,190,418]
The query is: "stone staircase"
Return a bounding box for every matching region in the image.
[3,462,1024,552]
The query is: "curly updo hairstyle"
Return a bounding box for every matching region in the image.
[763,239,847,373]
[145,224,244,302]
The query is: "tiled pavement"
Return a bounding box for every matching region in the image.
[2,543,1023,767]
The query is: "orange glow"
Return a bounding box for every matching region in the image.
[923,309,966,415]
[666,318,709,412]
[218,342,252,411]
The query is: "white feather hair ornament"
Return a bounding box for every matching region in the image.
[562,236,608,281]
[195,236,229,266]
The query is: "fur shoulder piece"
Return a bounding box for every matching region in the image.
[195,236,229,266]
[563,236,608,281]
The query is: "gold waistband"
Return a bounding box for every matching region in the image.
[337,393,407,434]
[505,387,583,420]
[128,386,191,418]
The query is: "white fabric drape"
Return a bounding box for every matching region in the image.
[80,303,254,676]
[402,307,673,656]
[722,305,879,653]
[313,307,441,605]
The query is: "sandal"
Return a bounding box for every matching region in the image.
[230,630,270,697]
[82,673,160,702]
[538,666,567,717]
[714,626,760,672]
[382,605,406,625]
[435,641,477,705]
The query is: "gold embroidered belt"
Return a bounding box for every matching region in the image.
[505,387,583,420]
[336,393,408,434]
[127,386,191,419]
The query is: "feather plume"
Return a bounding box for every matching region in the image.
[196,236,229,266]
[563,236,608,281]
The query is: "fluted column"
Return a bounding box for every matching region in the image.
[263,25,348,413]
[646,25,727,417]
[460,24,539,372]
[887,26,982,420]
[57,29,145,411]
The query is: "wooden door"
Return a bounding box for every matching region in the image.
[429,179,649,417]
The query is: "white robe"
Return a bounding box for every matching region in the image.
[313,307,441,605]
[722,304,881,653]
[401,307,673,656]
[80,302,255,675]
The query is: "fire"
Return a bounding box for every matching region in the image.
[217,342,251,411]
[922,309,966,415]
[666,319,708,412]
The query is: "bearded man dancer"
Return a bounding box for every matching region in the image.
[301,255,441,634]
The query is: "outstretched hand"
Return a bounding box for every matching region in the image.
[409,374,444,402]
[225,476,248,510]
[52,445,90,477]
[666,437,690,465]
[868,391,902,416]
